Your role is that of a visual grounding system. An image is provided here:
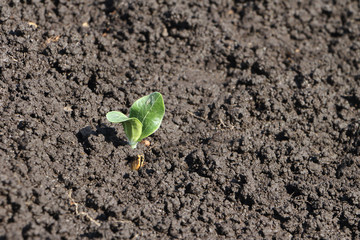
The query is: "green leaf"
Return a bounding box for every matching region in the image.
[106,92,165,149]
[129,92,165,141]
[106,111,129,123]
[106,111,143,148]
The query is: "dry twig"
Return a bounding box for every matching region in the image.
[68,190,101,226]
[186,110,207,121]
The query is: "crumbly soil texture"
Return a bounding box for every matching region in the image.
[1,0,360,239]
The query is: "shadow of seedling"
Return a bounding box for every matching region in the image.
[76,125,127,154]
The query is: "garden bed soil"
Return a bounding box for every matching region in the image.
[1,0,360,239]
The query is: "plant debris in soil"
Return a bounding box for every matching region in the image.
[0,0,360,239]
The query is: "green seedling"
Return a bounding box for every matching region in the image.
[106,92,165,148]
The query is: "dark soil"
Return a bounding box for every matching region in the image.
[1,0,360,239]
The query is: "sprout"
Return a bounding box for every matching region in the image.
[106,92,165,148]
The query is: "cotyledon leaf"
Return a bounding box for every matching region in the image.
[106,111,143,148]
[129,92,165,141]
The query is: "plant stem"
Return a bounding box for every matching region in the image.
[129,142,137,149]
